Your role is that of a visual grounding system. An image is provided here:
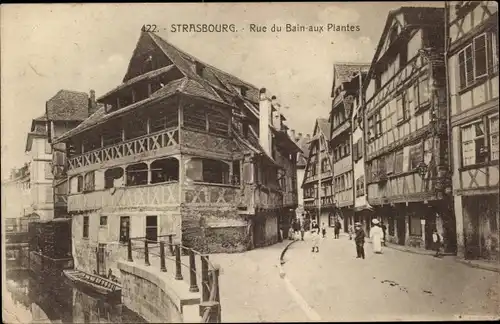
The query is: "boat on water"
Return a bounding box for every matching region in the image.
[63,270,121,299]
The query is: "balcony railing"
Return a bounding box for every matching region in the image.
[184,182,243,206]
[68,127,179,171]
[68,182,180,212]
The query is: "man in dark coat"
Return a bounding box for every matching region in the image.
[334,219,341,239]
[354,222,365,259]
[381,221,387,246]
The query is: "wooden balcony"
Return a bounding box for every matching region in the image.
[455,163,499,196]
[67,127,179,173]
[68,181,180,212]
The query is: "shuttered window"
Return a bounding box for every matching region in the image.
[474,34,487,78]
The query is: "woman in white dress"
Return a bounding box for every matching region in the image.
[310,220,320,253]
[370,219,383,254]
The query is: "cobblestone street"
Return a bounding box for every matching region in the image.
[283,234,500,321]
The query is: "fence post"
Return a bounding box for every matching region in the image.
[160,241,167,272]
[168,235,174,255]
[175,245,183,280]
[188,250,199,292]
[144,240,150,266]
[201,255,209,302]
[127,239,133,262]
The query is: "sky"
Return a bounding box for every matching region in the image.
[1,2,442,180]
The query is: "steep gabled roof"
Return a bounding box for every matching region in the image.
[46,90,89,121]
[331,63,371,97]
[317,118,331,141]
[296,136,310,168]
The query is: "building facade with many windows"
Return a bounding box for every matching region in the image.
[362,7,456,251]
[446,1,498,261]
[54,31,299,278]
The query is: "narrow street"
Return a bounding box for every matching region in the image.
[283,234,500,321]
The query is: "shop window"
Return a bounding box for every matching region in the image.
[409,214,422,236]
[104,167,124,189]
[126,163,148,186]
[461,120,486,166]
[119,216,131,243]
[151,158,179,183]
[83,216,89,238]
[146,215,158,242]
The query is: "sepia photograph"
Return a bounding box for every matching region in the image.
[1,2,499,323]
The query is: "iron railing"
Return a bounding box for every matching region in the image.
[128,235,221,323]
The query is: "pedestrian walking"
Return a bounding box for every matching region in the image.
[432,229,442,257]
[370,219,383,254]
[381,221,387,246]
[293,218,300,239]
[310,220,320,252]
[300,221,305,241]
[334,219,341,239]
[321,222,327,238]
[354,222,365,259]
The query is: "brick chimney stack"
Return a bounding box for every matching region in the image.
[89,89,97,116]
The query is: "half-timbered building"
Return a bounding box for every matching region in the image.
[292,131,310,221]
[53,31,300,277]
[362,7,456,252]
[45,89,98,219]
[329,63,369,231]
[446,1,498,261]
[302,120,334,227]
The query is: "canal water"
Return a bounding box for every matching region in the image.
[3,269,147,324]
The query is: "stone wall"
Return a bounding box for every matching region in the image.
[118,260,200,323]
[181,206,250,253]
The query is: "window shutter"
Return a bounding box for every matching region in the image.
[465,46,474,86]
[353,142,358,162]
[458,51,467,89]
[474,34,487,78]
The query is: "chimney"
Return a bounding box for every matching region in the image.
[259,88,272,156]
[271,96,281,130]
[89,89,97,116]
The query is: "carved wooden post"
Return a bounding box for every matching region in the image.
[127,239,133,262]
[175,245,183,280]
[160,241,167,272]
[201,255,210,302]
[144,240,150,266]
[189,250,199,292]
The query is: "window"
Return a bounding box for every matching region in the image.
[458,33,493,89]
[232,161,241,185]
[83,216,89,238]
[490,115,499,161]
[409,142,423,170]
[207,109,229,136]
[146,216,158,242]
[126,163,148,186]
[356,176,365,197]
[184,105,207,131]
[461,120,486,166]
[386,153,395,174]
[84,171,95,192]
[396,93,409,121]
[45,140,52,154]
[321,158,329,173]
[45,162,53,180]
[100,216,108,227]
[418,78,430,105]
[77,175,84,192]
[474,34,487,78]
[119,216,130,243]
[394,149,404,174]
[186,158,230,184]
[151,158,179,183]
[104,167,124,189]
